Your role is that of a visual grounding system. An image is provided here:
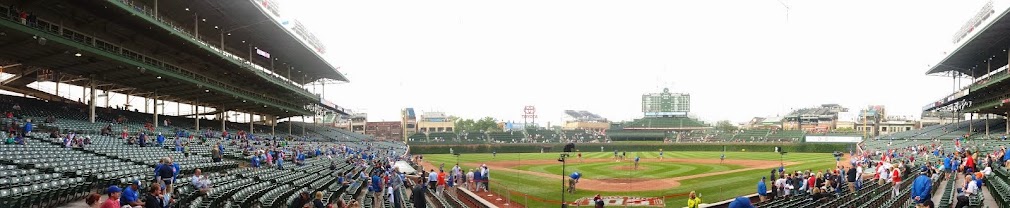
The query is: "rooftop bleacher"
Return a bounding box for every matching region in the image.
[622,117,709,129]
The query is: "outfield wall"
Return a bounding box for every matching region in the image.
[409,142,850,154]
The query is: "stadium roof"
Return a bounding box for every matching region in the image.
[134,0,346,84]
[926,2,1010,77]
[564,110,606,122]
[0,1,352,118]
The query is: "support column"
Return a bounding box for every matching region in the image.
[249,113,254,133]
[194,103,200,131]
[54,74,59,101]
[145,97,149,114]
[153,93,158,128]
[986,114,990,138]
[221,110,226,133]
[288,118,292,135]
[104,89,110,108]
[301,116,306,137]
[88,80,96,123]
[271,115,276,136]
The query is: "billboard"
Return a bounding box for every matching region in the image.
[642,88,690,117]
[805,136,862,143]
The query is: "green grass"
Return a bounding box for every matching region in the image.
[513,162,743,179]
[422,151,838,207]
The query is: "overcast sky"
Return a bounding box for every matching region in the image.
[283,0,987,125]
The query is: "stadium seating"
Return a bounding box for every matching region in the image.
[622,117,708,129]
[0,94,433,208]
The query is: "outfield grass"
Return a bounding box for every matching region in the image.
[422,151,838,207]
[513,162,743,179]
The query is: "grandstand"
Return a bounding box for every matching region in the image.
[0,1,470,208]
[780,104,846,133]
[620,117,709,130]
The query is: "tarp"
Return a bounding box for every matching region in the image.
[394,161,417,174]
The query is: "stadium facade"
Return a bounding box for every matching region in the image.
[0,0,347,134]
[924,0,1010,139]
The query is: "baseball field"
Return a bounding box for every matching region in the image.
[419,150,841,207]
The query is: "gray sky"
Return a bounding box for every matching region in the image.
[284,0,986,125]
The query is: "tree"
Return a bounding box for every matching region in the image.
[715,120,738,132]
[454,117,501,133]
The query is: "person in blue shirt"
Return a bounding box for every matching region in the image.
[174,137,183,152]
[757,177,767,202]
[952,158,960,174]
[1003,147,1010,167]
[22,119,31,135]
[276,151,285,169]
[370,173,383,207]
[296,152,306,166]
[944,155,952,172]
[156,132,165,146]
[911,168,932,207]
[567,172,581,193]
[635,156,641,170]
[251,154,261,168]
[727,196,754,208]
[121,180,142,206]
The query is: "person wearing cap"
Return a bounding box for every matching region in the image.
[156,132,165,146]
[121,180,143,207]
[911,167,932,208]
[757,177,767,202]
[568,171,581,194]
[101,185,122,208]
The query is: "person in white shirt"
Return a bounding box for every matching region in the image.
[855,164,864,189]
[877,166,890,186]
[387,186,394,205]
[465,169,474,191]
[963,175,978,196]
[983,166,993,176]
[190,169,212,195]
[774,176,786,198]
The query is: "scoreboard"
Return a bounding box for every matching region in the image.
[642,88,690,117]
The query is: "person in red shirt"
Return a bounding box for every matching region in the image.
[101,185,122,208]
[891,167,902,197]
[437,169,447,195]
[965,151,976,173]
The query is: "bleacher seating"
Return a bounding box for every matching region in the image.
[622,117,708,129]
[0,94,438,208]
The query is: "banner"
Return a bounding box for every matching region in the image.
[256,48,271,59]
[804,136,862,143]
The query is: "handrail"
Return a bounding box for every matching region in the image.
[108,0,319,100]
